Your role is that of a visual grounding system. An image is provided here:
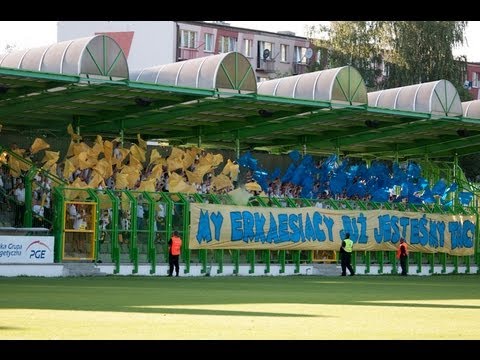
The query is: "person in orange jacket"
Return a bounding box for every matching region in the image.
[168,230,182,277]
[396,238,409,276]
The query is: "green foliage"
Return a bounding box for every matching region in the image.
[308,21,468,91]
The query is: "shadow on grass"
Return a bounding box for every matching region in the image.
[1,275,480,316]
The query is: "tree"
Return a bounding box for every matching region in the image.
[384,21,467,90]
[308,21,469,96]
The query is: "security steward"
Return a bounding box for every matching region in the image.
[168,230,182,277]
[340,232,355,276]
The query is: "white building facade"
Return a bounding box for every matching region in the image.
[57,21,312,80]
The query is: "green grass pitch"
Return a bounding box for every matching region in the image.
[1,275,480,339]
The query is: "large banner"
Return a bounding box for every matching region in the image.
[0,236,54,264]
[189,204,476,256]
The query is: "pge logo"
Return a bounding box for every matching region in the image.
[26,240,51,259]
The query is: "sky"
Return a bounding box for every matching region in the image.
[0,21,479,61]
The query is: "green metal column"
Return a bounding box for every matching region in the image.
[389,251,397,274]
[143,192,156,275]
[235,133,240,160]
[364,251,370,274]
[377,251,384,274]
[416,252,422,274]
[24,167,36,227]
[86,189,100,263]
[429,253,435,274]
[441,253,447,274]
[233,249,240,275]
[53,187,65,263]
[264,250,270,274]
[123,190,138,274]
[279,250,286,274]
[105,189,120,274]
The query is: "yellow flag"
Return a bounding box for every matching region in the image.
[137,178,156,192]
[167,156,184,171]
[149,149,162,166]
[193,164,213,180]
[30,137,50,154]
[126,172,140,189]
[149,163,165,179]
[137,134,147,150]
[72,142,90,156]
[185,169,204,185]
[168,172,196,194]
[211,174,233,191]
[187,147,202,159]
[130,144,146,163]
[129,154,144,171]
[115,173,129,190]
[41,150,59,164]
[182,151,194,170]
[170,147,185,160]
[63,158,76,179]
[245,181,262,192]
[67,124,82,142]
[89,172,105,188]
[103,140,113,163]
[222,159,239,181]
[93,158,112,179]
[212,153,223,167]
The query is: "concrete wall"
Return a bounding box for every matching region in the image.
[57,21,177,71]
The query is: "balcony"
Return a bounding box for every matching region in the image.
[178,48,199,61]
[257,59,276,73]
[292,62,308,75]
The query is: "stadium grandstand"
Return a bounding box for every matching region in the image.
[1,35,479,277]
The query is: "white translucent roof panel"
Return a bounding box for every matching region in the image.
[131,52,256,93]
[368,80,462,117]
[0,35,129,79]
[462,100,480,119]
[256,66,367,106]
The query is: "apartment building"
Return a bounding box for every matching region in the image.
[57,21,313,81]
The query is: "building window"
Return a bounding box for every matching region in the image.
[244,39,252,57]
[220,36,237,53]
[258,41,274,60]
[280,44,288,62]
[204,33,214,52]
[294,46,307,64]
[181,30,197,49]
[473,72,479,88]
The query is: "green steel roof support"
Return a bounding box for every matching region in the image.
[235,132,240,159]
[158,192,174,263]
[219,62,236,90]
[122,190,138,273]
[24,166,37,227]
[143,191,157,275]
[52,187,65,263]
[105,189,120,273]
[106,49,124,76]
[192,193,208,274]
[103,35,107,77]
[86,189,101,263]
[232,249,240,275]
[197,127,202,148]
[476,198,480,273]
[176,193,191,274]
[85,45,106,76]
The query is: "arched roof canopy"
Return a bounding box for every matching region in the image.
[368,80,462,117]
[131,52,256,93]
[0,35,129,79]
[462,100,480,119]
[256,66,367,106]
